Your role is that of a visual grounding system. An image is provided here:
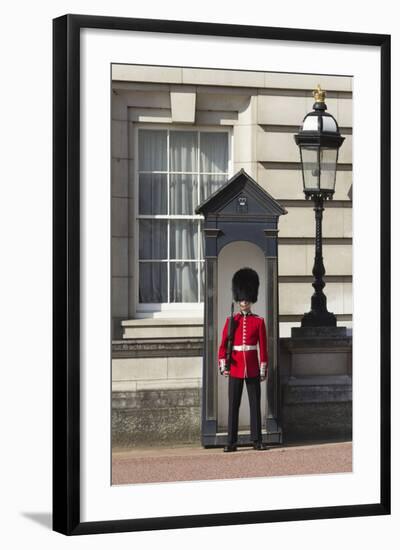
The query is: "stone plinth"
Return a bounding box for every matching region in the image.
[280,329,352,442]
[291,326,347,339]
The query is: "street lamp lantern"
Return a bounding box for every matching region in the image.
[295,85,345,201]
[294,86,345,328]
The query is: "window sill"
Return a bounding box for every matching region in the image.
[121,317,204,339]
[134,304,204,320]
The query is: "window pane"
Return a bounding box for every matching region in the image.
[199,220,204,260]
[200,174,227,204]
[170,221,198,260]
[139,220,167,259]
[170,174,198,215]
[139,263,167,303]
[200,132,228,173]
[200,262,205,302]
[139,130,167,171]
[170,262,198,303]
[170,131,198,172]
[139,174,167,214]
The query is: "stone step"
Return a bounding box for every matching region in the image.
[121,318,203,339]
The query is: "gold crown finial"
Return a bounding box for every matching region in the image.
[313,84,326,103]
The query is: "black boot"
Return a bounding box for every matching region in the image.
[223,444,237,452]
[253,441,268,451]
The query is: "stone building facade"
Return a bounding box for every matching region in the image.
[111,65,352,447]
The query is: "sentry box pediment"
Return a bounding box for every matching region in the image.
[196,169,287,258]
[196,168,287,220]
[196,169,287,447]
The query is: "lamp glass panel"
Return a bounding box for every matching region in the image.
[302,115,319,132]
[319,147,338,191]
[322,116,338,133]
[300,146,320,191]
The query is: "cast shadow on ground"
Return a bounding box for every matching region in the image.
[22,512,52,530]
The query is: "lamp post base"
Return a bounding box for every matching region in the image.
[301,309,337,328]
[296,309,348,338]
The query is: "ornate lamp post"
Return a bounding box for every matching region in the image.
[294,85,345,327]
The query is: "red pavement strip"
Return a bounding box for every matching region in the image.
[112,442,352,485]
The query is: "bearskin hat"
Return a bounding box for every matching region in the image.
[232,267,259,303]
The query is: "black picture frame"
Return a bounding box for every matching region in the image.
[53,14,391,535]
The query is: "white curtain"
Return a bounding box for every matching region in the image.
[200,132,228,173]
[139,173,167,214]
[138,130,228,303]
[169,132,198,302]
[200,133,228,202]
[170,262,198,302]
[139,263,167,303]
[139,129,167,171]
[138,220,167,302]
[170,174,197,215]
[200,174,226,204]
[170,131,197,172]
[139,220,167,260]
[170,221,198,302]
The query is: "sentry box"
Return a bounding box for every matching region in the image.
[196,169,287,447]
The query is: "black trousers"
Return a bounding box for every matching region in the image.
[227,376,262,445]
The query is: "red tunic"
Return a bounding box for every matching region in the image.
[218,312,268,379]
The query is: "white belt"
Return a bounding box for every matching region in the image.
[232,345,257,351]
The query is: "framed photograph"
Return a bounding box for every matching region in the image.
[53,14,390,535]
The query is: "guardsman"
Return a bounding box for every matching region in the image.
[218,267,268,452]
